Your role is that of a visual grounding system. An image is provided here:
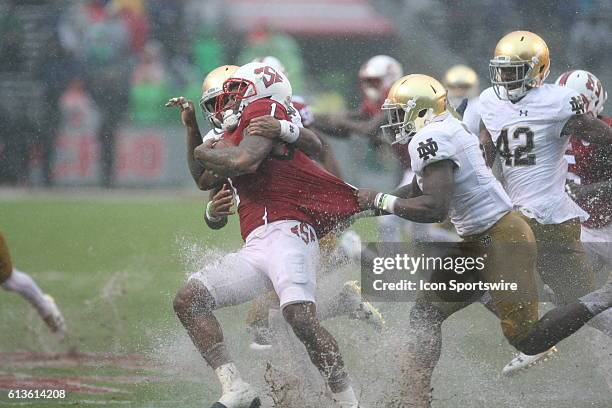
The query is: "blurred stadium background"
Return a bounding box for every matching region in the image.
[0,0,610,188]
[0,0,611,407]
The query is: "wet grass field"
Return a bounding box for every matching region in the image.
[0,194,610,407]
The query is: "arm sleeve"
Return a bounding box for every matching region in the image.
[553,87,585,137]
[462,99,481,136]
[408,130,460,173]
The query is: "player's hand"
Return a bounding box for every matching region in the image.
[209,184,235,217]
[166,96,198,128]
[357,188,379,210]
[247,116,281,139]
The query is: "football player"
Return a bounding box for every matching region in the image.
[443,64,479,115]
[252,56,344,177]
[357,74,612,407]
[1,230,66,336]
[557,70,611,276]
[190,61,383,352]
[478,31,612,374]
[169,62,364,408]
[315,55,403,142]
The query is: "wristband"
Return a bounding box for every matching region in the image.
[205,200,223,223]
[373,192,398,214]
[279,120,300,143]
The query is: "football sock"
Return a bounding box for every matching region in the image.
[331,385,358,405]
[1,269,52,317]
[515,301,595,355]
[203,342,232,370]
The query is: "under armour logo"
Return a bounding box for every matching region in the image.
[520,110,528,116]
[417,138,439,160]
[289,124,295,133]
[570,96,585,114]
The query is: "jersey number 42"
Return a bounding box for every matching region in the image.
[496,126,536,166]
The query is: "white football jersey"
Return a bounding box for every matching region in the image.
[461,97,481,136]
[408,113,512,236]
[479,84,589,224]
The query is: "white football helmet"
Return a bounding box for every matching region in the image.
[252,56,287,75]
[215,62,292,130]
[359,55,403,102]
[555,70,607,116]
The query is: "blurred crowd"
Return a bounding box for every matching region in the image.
[0,0,302,187]
[0,0,609,187]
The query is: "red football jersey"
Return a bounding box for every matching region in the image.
[224,98,360,240]
[566,115,612,228]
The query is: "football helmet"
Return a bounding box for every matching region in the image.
[489,31,550,102]
[199,65,239,128]
[252,56,286,75]
[359,55,403,103]
[214,62,292,129]
[443,64,479,108]
[381,74,447,144]
[555,70,607,116]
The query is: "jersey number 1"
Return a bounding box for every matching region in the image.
[496,127,535,166]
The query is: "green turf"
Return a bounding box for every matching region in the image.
[0,197,610,408]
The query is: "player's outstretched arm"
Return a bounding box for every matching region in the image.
[194,135,274,178]
[166,96,224,190]
[391,175,423,199]
[562,114,612,144]
[204,184,234,230]
[357,160,454,223]
[246,116,323,157]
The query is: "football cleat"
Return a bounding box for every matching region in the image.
[212,381,261,408]
[41,295,66,338]
[342,281,385,332]
[502,346,558,376]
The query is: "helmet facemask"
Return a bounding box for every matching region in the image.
[199,89,223,129]
[381,98,434,145]
[489,56,549,102]
[213,78,257,131]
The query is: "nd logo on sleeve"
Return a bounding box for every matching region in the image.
[417,138,439,160]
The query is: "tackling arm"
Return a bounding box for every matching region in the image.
[204,185,232,230]
[358,160,454,223]
[391,175,423,199]
[390,161,454,223]
[194,134,274,178]
[294,127,323,157]
[187,128,227,191]
[561,114,612,144]
[246,116,323,157]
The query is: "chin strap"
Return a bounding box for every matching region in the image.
[222,110,240,131]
